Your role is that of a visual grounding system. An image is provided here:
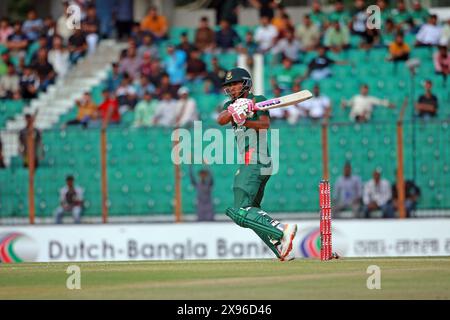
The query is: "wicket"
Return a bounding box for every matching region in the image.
[319,180,332,260]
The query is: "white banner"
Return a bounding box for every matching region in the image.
[1,219,450,262]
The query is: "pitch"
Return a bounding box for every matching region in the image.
[1,257,449,299]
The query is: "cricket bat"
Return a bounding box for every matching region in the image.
[253,90,313,111]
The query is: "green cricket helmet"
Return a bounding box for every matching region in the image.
[222,67,253,99]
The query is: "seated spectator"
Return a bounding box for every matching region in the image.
[392,177,421,218]
[204,56,226,93]
[333,162,363,218]
[0,62,20,99]
[360,27,381,51]
[134,73,155,99]
[133,91,157,128]
[254,15,278,53]
[115,74,137,112]
[274,12,295,41]
[137,33,159,59]
[381,18,398,46]
[237,31,258,56]
[350,0,367,37]
[153,91,177,127]
[434,45,450,85]
[140,5,168,41]
[390,0,411,32]
[147,60,164,87]
[19,66,40,99]
[6,21,29,60]
[309,0,327,27]
[19,114,42,168]
[328,0,351,27]
[82,4,100,55]
[22,9,44,42]
[68,28,87,64]
[65,92,97,128]
[410,0,430,32]
[43,16,56,39]
[415,79,438,118]
[295,14,320,52]
[177,32,196,57]
[174,87,198,127]
[387,33,410,62]
[0,138,5,168]
[341,84,394,123]
[31,48,56,92]
[0,18,13,44]
[48,35,70,78]
[302,46,348,81]
[54,175,84,224]
[363,169,395,218]
[416,15,442,47]
[271,29,302,64]
[155,73,179,99]
[299,84,331,121]
[267,3,285,27]
[194,16,215,53]
[163,44,187,86]
[56,1,74,44]
[129,22,144,47]
[323,20,350,53]
[28,35,50,64]
[215,19,240,52]
[119,45,142,80]
[106,62,122,92]
[270,57,300,94]
[186,48,207,81]
[97,90,120,126]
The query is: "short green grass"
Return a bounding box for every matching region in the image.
[1,257,449,299]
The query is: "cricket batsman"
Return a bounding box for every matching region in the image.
[217,67,298,261]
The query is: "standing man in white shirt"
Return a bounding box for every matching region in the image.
[254,15,278,53]
[416,14,442,47]
[341,84,395,122]
[174,87,198,127]
[363,169,395,218]
[299,84,331,121]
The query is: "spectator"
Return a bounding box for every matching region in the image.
[434,45,450,85]
[214,0,239,26]
[271,5,289,33]
[68,28,87,64]
[82,5,100,55]
[392,177,421,218]
[360,26,381,51]
[97,90,120,126]
[0,138,5,168]
[350,0,368,37]
[65,92,97,128]
[106,62,122,92]
[295,14,320,52]
[324,20,350,53]
[56,1,75,44]
[270,57,300,94]
[31,48,56,92]
[0,18,13,44]
[415,79,438,118]
[333,162,363,218]
[153,91,177,127]
[189,165,215,222]
[115,74,137,112]
[133,90,157,128]
[19,114,42,168]
[299,84,331,121]
[269,85,306,123]
[387,32,410,62]
[137,33,159,59]
[416,14,442,47]
[177,32,196,57]
[0,62,20,99]
[215,19,240,52]
[273,11,295,41]
[6,21,29,60]
[381,18,398,46]
[48,35,70,78]
[302,46,347,81]
[19,66,40,99]
[237,31,258,56]
[204,56,226,93]
[113,0,134,40]
[163,44,187,86]
[22,9,44,42]
[140,5,168,41]
[186,48,207,81]
[28,35,50,64]
[118,45,141,80]
[248,0,277,20]
[309,0,327,28]
[390,0,411,31]
[43,16,56,40]
[410,0,430,32]
[363,169,395,218]
[155,73,179,99]
[194,16,215,53]
[147,60,164,88]
[328,0,351,27]
[54,175,84,224]
[129,22,144,47]
[376,0,391,27]
[341,84,394,122]
[134,73,155,99]
[174,87,198,127]
[254,15,278,53]
[271,29,302,63]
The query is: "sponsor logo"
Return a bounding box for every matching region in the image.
[0,232,38,263]
[296,227,348,258]
[257,99,281,109]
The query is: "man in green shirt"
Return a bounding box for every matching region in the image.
[216,67,298,261]
[133,91,157,127]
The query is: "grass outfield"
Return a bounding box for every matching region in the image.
[1,257,449,299]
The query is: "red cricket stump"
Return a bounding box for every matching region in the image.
[319,180,332,260]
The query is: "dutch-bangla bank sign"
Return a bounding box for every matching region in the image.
[1,220,450,263]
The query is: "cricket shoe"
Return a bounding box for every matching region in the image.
[279,224,298,259]
[279,250,295,262]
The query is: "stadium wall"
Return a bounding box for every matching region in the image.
[1,219,449,262]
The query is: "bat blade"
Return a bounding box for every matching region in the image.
[255,90,313,111]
